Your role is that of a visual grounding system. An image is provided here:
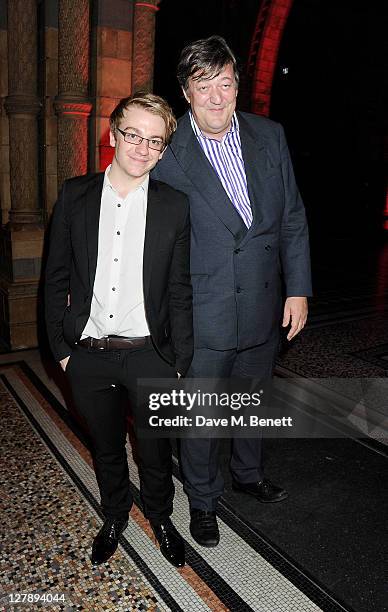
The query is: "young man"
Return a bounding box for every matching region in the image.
[45,92,193,567]
[153,36,312,547]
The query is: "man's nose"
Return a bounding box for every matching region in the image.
[209,88,222,104]
[136,138,149,154]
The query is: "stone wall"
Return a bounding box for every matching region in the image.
[0,0,159,350]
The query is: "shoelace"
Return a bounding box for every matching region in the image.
[159,524,171,545]
[104,523,118,540]
[196,513,217,532]
[261,479,270,492]
[103,521,125,541]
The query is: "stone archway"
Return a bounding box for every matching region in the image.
[247,0,293,116]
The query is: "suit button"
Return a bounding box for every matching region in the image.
[265,282,269,288]
[234,248,241,254]
[236,286,242,293]
[264,245,271,251]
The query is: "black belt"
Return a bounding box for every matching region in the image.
[78,336,151,351]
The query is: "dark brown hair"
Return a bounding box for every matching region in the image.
[177,35,239,91]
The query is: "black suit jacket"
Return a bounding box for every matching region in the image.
[45,173,193,375]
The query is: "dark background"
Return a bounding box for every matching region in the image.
[154,0,387,242]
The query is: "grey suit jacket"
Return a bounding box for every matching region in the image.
[153,110,312,350]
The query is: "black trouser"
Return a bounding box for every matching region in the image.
[66,342,176,522]
[180,332,280,511]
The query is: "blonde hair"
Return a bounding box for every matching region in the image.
[109,91,177,144]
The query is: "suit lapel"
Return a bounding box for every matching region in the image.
[85,173,104,289]
[143,179,161,299]
[171,113,247,240]
[237,112,268,235]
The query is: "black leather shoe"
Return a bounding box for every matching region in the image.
[190,510,220,547]
[151,519,185,568]
[91,517,128,565]
[232,478,288,503]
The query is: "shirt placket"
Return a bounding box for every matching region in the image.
[106,193,128,333]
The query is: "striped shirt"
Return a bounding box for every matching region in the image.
[190,112,253,227]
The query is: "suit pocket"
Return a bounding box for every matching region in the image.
[65,348,77,375]
[63,307,75,342]
[191,273,209,294]
[65,355,73,375]
[164,321,171,338]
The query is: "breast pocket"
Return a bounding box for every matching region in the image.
[191,273,209,294]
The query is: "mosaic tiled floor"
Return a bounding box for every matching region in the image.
[0,355,345,612]
[277,313,388,379]
[2,233,387,612]
[351,342,388,372]
[0,375,169,612]
[275,274,388,445]
[2,238,387,611]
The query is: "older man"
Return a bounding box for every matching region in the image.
[153,36,312,547]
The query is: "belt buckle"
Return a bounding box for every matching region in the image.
[90,336,108,351]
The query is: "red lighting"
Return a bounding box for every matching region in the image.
[99,146,114,172]
[383,187,388,231]
[62,111,91,117]
[250,0,294,116]
[135,2,159,11]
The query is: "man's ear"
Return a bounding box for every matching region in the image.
[182,87,191,104]
[109,129,116,148]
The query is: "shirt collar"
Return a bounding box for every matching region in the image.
[103,164,149,195]
[189,111,239,142]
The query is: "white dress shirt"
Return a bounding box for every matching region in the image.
[81,166,150,339]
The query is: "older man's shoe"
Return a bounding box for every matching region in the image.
[91,517,128,565]
[190,510,220,547]
[232,478,288,503]
[151,519,185,567]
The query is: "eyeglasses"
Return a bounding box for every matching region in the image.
[116,127,165,151]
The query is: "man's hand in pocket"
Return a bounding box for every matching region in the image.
[60,355,71,371]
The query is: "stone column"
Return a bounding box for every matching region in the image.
[42,0,59,219]
[0,0,44,349]
[89,0,134,173]
[132,0,160,92]
[0,3,10,227]
[4,0,41,227]
[54,0,92,188]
